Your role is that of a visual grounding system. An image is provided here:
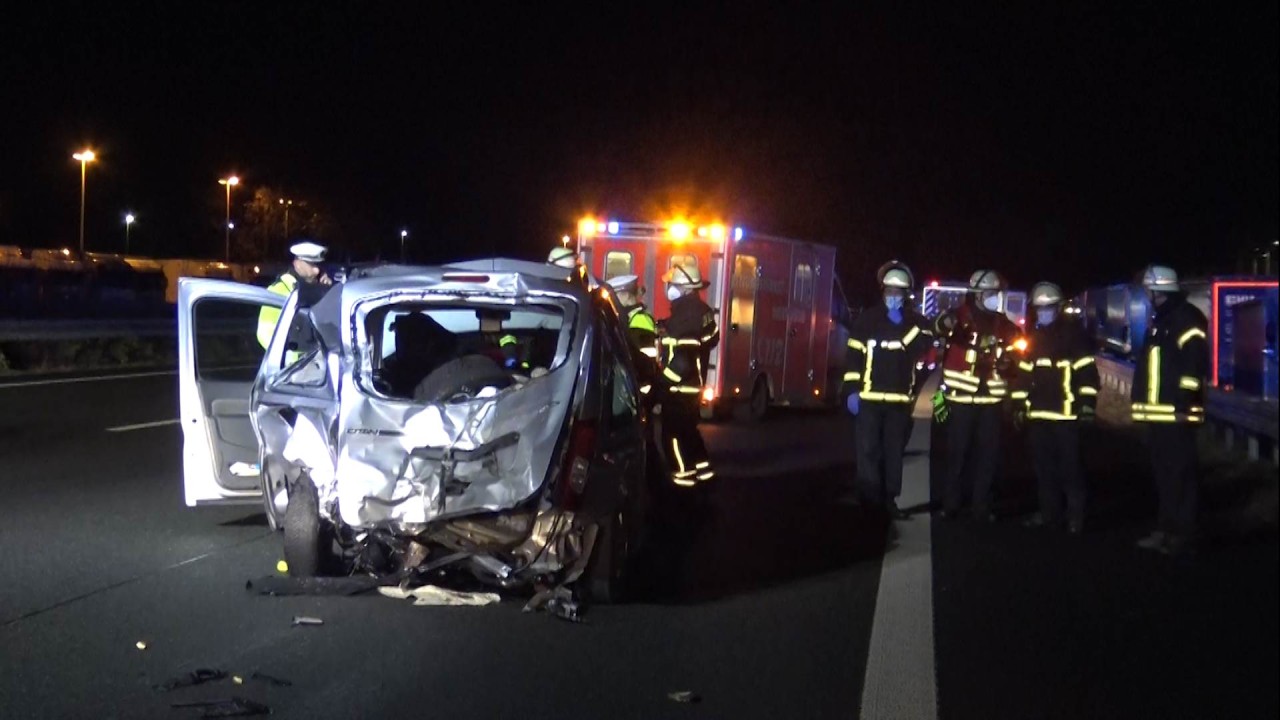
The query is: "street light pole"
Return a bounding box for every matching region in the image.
[219,175,240,262]
[400,229,408,263]
[72,149,96,256]
[125,213,135,255]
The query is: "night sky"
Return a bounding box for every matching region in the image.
[2,3,1275,300]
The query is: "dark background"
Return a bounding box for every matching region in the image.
[2,2,1275,300]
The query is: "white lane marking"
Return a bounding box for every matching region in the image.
[0,370,176,389]
[106,419,181,433]
[859,389,939,719]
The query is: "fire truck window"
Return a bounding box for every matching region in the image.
[793,264,814,303]
[604,251,633,279]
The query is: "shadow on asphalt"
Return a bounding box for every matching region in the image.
[628,461,889,605]
[220,512,270,528]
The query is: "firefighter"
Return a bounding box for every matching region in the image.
[655,263,719,486]
[547,245,594,289]
[842,261,931,519]
[935,269,1026,521]
[256,241,332,349]
[606,274,660,394]
[1130,265,1209,556]
[1011,282,1098,534]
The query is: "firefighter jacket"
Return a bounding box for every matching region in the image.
[1130,294,1209,424]
[1011,319,1099,420]
[936,302,1025,405]
[842,306,931,404]
[658,293,720,397]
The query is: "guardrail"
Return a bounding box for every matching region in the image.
[1097,355,1279,465]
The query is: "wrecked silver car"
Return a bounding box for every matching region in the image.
[177,259,651,601]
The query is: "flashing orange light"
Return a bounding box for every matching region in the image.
[668,222,691,240]
[578,218,597,237]
[709,224,726,241]
[1013,338,1029,353]
[701,387,716,403]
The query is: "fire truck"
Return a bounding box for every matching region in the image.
[576,219,852,422]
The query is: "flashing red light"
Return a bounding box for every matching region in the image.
[929,280,939,288]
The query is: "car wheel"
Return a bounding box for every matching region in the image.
[585,510,630,604]
[413,355,511,404]
[283,474,334,577]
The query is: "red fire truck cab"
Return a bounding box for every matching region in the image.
[578,219,851,422]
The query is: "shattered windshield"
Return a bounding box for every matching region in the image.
[362,301,569,401]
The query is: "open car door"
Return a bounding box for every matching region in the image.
[178,277,285,507]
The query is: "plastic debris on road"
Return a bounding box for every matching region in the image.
[154,668,228,692]
[378,585,501,607]
[171,697,271,717]
[522,585,584,623]
[135,640,148,650]
[291,616,324,627]
[667,691,702,704]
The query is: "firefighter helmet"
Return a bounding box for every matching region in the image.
[1030,282,1064,307]
[968,269,1008,292]
[547,246,577,269]
[877,260,914,290]
[662,263,706,289]
[605,274,639,294]
[1140,264,1180,292]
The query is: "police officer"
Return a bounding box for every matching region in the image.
[842,261,931,519]
[1131,265,1209,556]
[1011,282,1098,534]
[935,269,1026,521]
[256,241,332,349]
[655,263,719,486]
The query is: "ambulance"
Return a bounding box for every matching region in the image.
[576,219,852,422]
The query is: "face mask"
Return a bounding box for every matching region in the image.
[981,293,1001,312]
[666,286,684,303]
[884,296,904,311]
[1036,308,1057,326]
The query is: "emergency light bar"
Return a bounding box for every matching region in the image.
[577,217,745,243]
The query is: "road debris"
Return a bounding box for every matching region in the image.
[135,640,148,651]
[291,616,324,627]
[667,690,702,704]
[171,697,271,717]
[522,585,584,623]
[154,668,228,692]
[276,560,288,574]
[377,585,501,607]
[246,574,380,596]
[249,671,293,687]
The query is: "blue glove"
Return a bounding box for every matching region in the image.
[888,307,904,325]
[846,392,861,416]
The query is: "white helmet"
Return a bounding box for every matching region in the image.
[662,263,705,289]
[547,246,577,269]
[877,260,914,289]
[968,269,1007,292]
[1140,264,1180,292]
[1030,282,1064,307]
[606,274,639,294]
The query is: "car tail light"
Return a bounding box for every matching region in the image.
[556,419,597,510]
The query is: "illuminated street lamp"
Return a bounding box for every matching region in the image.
[124,213,135,255]
[400,229,409,263]
[278,197,294,240]
[218,175,240,261]
[72,149,96,256]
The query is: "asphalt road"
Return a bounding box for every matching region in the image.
[0,372,1275,719]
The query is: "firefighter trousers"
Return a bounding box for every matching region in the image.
[660,398,714,486]
[943,402,1003,516]
[1027,421,1085,524]
[855,401,913,504]
[1148,423,1199,537]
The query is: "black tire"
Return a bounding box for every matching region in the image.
[734,377,770,423]
[413,354,511,404]
[585,511,630,604]
[283,476,333,577]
